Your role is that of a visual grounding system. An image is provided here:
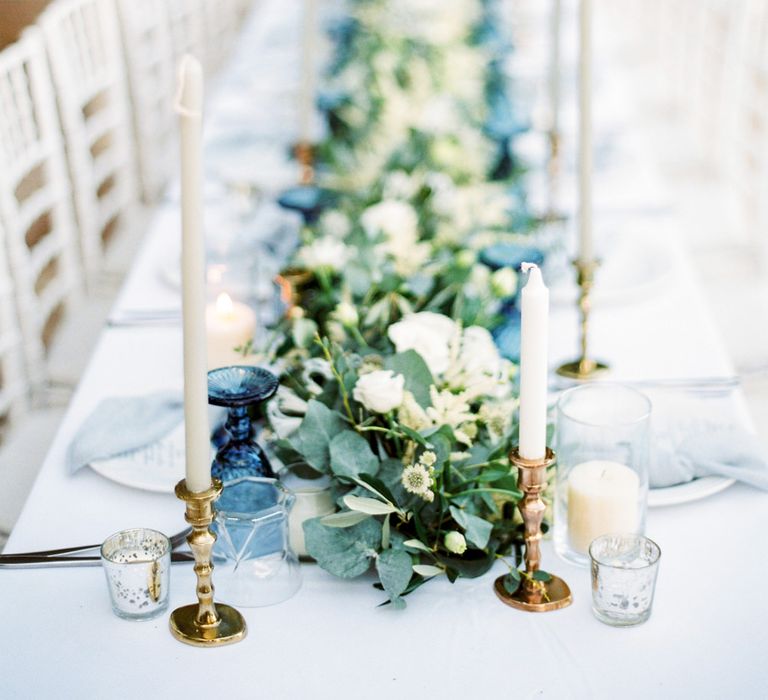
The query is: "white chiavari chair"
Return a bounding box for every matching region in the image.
[38,0,139,286]
[115,0,177,203]
[0,215,64,537]
[0,29,82,393]
[166,0,205,70]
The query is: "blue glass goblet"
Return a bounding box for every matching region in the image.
[208,366,279,483]
[277,184,335,224]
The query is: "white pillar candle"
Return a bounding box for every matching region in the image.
[299,0,318,144]
[206,293,256,370]
[567,460,640,553]
[578,0,593,263]
[518,263,549,461]
[176,55,211,494]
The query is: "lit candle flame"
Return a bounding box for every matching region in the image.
[216,292,235,318]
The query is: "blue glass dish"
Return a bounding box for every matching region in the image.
[208,366,279,483]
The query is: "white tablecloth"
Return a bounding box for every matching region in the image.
[2,2,767,699]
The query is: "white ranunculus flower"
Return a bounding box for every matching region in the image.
[297,238,350,271]
[387,312,458,376]
[353,370,405,414]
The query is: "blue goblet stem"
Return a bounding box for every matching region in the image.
[226,406,251,442]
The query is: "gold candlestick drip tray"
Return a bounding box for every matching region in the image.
[493,574,572,612]
[170,603,247,647]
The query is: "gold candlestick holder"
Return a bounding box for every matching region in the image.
[169,479,247,647]
[555,258,610,380]
[294,141,315,186]
[494,447,572,612]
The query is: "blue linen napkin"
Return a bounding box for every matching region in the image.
[652,429,768,490]
[649,392,768,490]
[66,392,185,473]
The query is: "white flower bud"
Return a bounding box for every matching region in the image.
[444,531,467,555]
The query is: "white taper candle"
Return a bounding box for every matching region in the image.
[578,0,593,263]
[518,263,549,461]
[299,0,318,144]
[176,55,212,494]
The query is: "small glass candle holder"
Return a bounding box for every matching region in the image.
[589,533,661,626]
[100,528,171,620]
[212,477,302,607]
[554,384,651,566]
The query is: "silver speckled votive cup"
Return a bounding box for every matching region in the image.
[100,528,171,620]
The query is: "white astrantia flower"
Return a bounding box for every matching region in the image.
[353,370,405,414]
[387,312,458,376]
[401,463,434,501]
[419,450,437,467]
[479,398,519,443]
[444,531,467,555]
[297,238,350,271]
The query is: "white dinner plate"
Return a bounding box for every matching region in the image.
[89,423,213,494]
[648,476,736,507]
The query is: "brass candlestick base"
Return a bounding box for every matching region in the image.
[556,259,610,380]
[169,479,247,647]
[494,447,572,612]
[294,141,315,186]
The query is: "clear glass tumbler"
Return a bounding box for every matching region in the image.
[554,383,651,566]
[589,533,661,626]
[100,528,171,620]
[212,477,302,607]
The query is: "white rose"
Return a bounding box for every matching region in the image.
[353,370,405,414]
[388,312,457,376]
[297,238,350,271]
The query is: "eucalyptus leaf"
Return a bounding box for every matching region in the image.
[303,517,382,578]
[532,570,552,582]
[292,318,318,349]
[376,548,413,601]
[329,430,379,478]
[503,573,520,595]
[294,401,346,472]
[384,350,433,408]
[320,511,371,528]
[381,514,391,549]
[412,564,443,577]
[356,473,397,505]
[449,505,493,549]
[403,539,431,553]
[343,494,397,515]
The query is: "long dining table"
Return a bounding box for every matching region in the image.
[2,2,767,698]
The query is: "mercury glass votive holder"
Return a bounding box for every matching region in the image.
[589,533,661,626]
[554,384,651,567]
[100,528,171,620]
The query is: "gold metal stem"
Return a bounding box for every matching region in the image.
[546,129,561,218]
[295,141,315,186]
[555,259,610,380]
[169,479,247,646]
[494,447,572,612]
